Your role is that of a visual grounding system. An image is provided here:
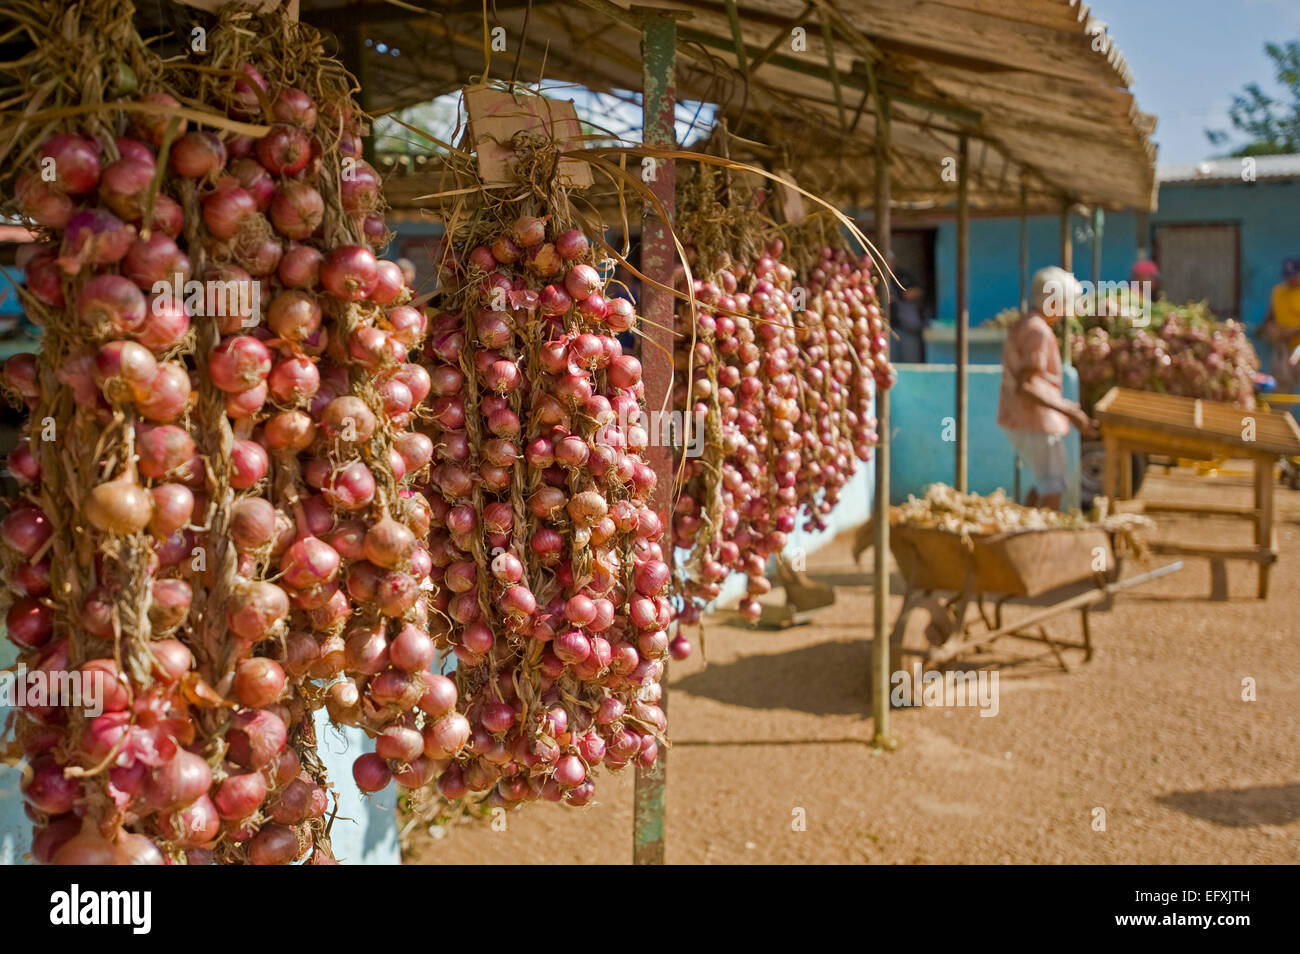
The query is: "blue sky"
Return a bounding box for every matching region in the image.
[1093,0,1300,163]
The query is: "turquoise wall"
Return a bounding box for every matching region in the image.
[932,212,1140,327]
[1152,178,1300,329]
[929,178,1300,343]
[888,363,1081,510]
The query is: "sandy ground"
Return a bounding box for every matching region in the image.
[406,465,1300,864]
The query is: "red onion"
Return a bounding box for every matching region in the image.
[38,133,101,194]
[321,245,378,300]
[512,215,547,247]
[150,639,193,682]
[23,249,66,306]
[267,289,322,343]
[272,86,318,128]
[201,183,257,239]
[138,294,191,353]
[249,825,301,865]
[171,131,227,178]
[352,753,392,793]
[52,820,121,865]
[226,581,290,642]
[208,335,272,392]
[23,758,81,815]
[227,709,288,769]
[555,228,589,260]
[340,159,382,213]
[62,208,136,270]
[267,356,320,405]
[234,658,287,708]
[1,505,51,558]
[230,439,269,489]
[564,263,601,301]
[257,123,313,175]
[214,772,269,821]
[270,180,324,239]
[324,461,376,511]
[279,244,324,288]
[98,156,156,221]
[85,474,154,534]
[77,274,147,336]
[281,535,341,588]
[124,232,191,291]
[390,624,435,673]
[144,750,212,811]
[16,172,74,228]
[136,362,191,422]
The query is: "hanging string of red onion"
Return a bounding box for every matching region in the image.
[794,244,892,529]
[409,191,669,815]
[0,1,427,865]
[671,173,894,633]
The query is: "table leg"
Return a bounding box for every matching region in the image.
[1255,457,1274,599]
[1209,559,1229,601]
[1103,432,1121,502]
[1118,441,1134,500]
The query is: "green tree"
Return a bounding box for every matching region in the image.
[1206,40,1300,156]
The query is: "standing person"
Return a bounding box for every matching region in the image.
[1257,257,1300,395]
[1129,257,1161,302]
[998,266,1098,510]
[887,253,928,363]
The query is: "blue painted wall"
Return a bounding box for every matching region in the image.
[928,178,1300,342]
[1152,179,1300,328]
[888,363,1081,510]
[932,212,1140,327]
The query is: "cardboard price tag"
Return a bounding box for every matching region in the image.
[774,168,806,223]
[464,85,593,190]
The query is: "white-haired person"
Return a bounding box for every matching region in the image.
[997,266,1099,510]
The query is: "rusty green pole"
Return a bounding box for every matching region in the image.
[633,6,679,867]
[955,134,969,493]
[871,96,895,749]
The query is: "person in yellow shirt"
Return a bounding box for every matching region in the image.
[1260,258,1300,392]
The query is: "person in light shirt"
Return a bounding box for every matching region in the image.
[998,267,1098,511]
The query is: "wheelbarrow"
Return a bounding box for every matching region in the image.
[887,523,1182,672]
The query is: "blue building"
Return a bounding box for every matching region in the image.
[890,154,1300,360]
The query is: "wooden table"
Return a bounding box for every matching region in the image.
[1094,387,1300,599]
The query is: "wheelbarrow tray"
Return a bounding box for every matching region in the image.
[890,524,1113,597]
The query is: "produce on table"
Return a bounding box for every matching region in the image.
[1071,300,1258,410]
[671,172,891,629]
[0,2,427,865]
[407,133,668,815]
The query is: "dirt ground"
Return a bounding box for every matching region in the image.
[406,465,1300,864]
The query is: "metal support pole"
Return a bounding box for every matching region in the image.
[633,7,678,867]
[872,97,895,749]
[955,134,969,493]
[1059,197,1073,272]
[1091,206,1105,289]
[1018,180,1029,313]
[1059,197,1073,364]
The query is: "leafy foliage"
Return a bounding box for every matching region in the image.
[1206,40,1300,156]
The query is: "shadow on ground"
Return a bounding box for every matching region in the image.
[673,638,873,716]
[1158,784,1300,827]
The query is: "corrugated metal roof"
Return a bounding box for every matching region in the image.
[1159,154,1300,184]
